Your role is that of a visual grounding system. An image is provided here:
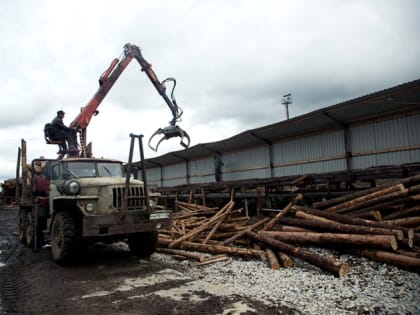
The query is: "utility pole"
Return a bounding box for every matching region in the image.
[281,93,292,120]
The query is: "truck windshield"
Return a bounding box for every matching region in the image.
[64,162,123,178]
[97,162,123,177]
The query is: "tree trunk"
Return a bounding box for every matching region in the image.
[156,247,205,262]
[265,248,280,270]
[159,237,265,259]
[294,210,404,240]
[324,184,405,213]
[263,193,303,231]
[292,205,413,238]
[246,231,349,277]
[383,204,420,220]
[260,231,398,251]
[220,217,271,246]
[353,249,420,270]
[277,252,293,268]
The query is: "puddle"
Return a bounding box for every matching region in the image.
[151,279,234,302]
[116,268,189,292]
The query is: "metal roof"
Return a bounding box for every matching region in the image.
[142,78,420,168]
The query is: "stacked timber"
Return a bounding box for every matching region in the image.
[158,175,420,277]
[1,179,17,204]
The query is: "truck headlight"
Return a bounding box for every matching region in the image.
[85,202,95,213]
[64,179,80,195]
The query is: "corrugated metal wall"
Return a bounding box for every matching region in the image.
[350,113,420,169]
[145,113,420,187]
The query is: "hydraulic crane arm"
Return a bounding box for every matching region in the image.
[71,43,190,156]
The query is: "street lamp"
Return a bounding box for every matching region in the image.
[281,93,292,120]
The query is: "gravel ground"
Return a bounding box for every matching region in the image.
[152,250,420,315]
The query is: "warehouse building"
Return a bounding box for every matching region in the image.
[140,78,420,188]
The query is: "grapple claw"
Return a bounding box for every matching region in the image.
[148,125,191,152]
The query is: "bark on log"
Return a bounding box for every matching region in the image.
[169,201,235,248]
[263,193,303,231]
[159,237,265,259]
[277,252,293,268]
[202,213,228,244]
[345,196,419,218]
[260,231,398,251]
[293,205,412,237]
[354,249,420,270]
[173,210,218,220]
[381,216,420,227]
[324,184,405,213]
[156,247,205,262]
[313,174,420,209]
[265,248,280,270]
[220,217,271,246]
[332,189,409,214]
[396,249,420,259]
[193,255,229,266]
[294,210,404,240]
[246,231,349,277]
[383,204,420,220]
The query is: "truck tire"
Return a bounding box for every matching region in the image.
[25,213,45,249]
[18,211,27,244]
[25,213,34,248]
[128,231,158,259]
[51,212,79,265]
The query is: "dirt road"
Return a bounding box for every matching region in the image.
[0,207,289,315]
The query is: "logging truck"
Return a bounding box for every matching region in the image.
[15,43,193,264]
[17,135,171,265]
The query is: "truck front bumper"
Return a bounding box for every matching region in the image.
[82,211,171,237]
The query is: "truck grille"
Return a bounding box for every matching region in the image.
[112,186,146,210]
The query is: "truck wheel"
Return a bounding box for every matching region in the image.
[51,212,79,265]
[25,213,35,248]
[25,213,45,249]
[128,231,158,259]
[18,211,27,244]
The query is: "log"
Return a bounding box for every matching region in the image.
[202,213,228,244]
[220,217,271,246]
[332,189,409,214]
[246,231,349,277]
[293,206,412,237]
[276,225,315,233]
[193,255,229,266]
[354,249,420,270]
[382,204,420,220]
[265,248,280,270]
[169,201,235,248]
[260,231,399,251]
[396,249,420,259]
[159,237,265,259]
[173,210,218,220]
[277,252,293,268]
[324,184,405,213]
[381,216,420,227]
[313,174,420,209]
[263,193,303,231]
[156,247,205,262]
[294,210,404,240]
[345,196,418,217]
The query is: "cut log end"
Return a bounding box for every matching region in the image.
[338,263,350,278]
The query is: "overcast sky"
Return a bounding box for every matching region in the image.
[0,0,419,183]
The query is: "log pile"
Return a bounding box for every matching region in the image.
[0,179,17,204]
[158,175,420,277]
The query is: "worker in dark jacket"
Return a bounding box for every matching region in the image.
[214,154,224,182]
[51,110,77,152]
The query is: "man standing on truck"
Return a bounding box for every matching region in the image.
[50,110,77,153]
